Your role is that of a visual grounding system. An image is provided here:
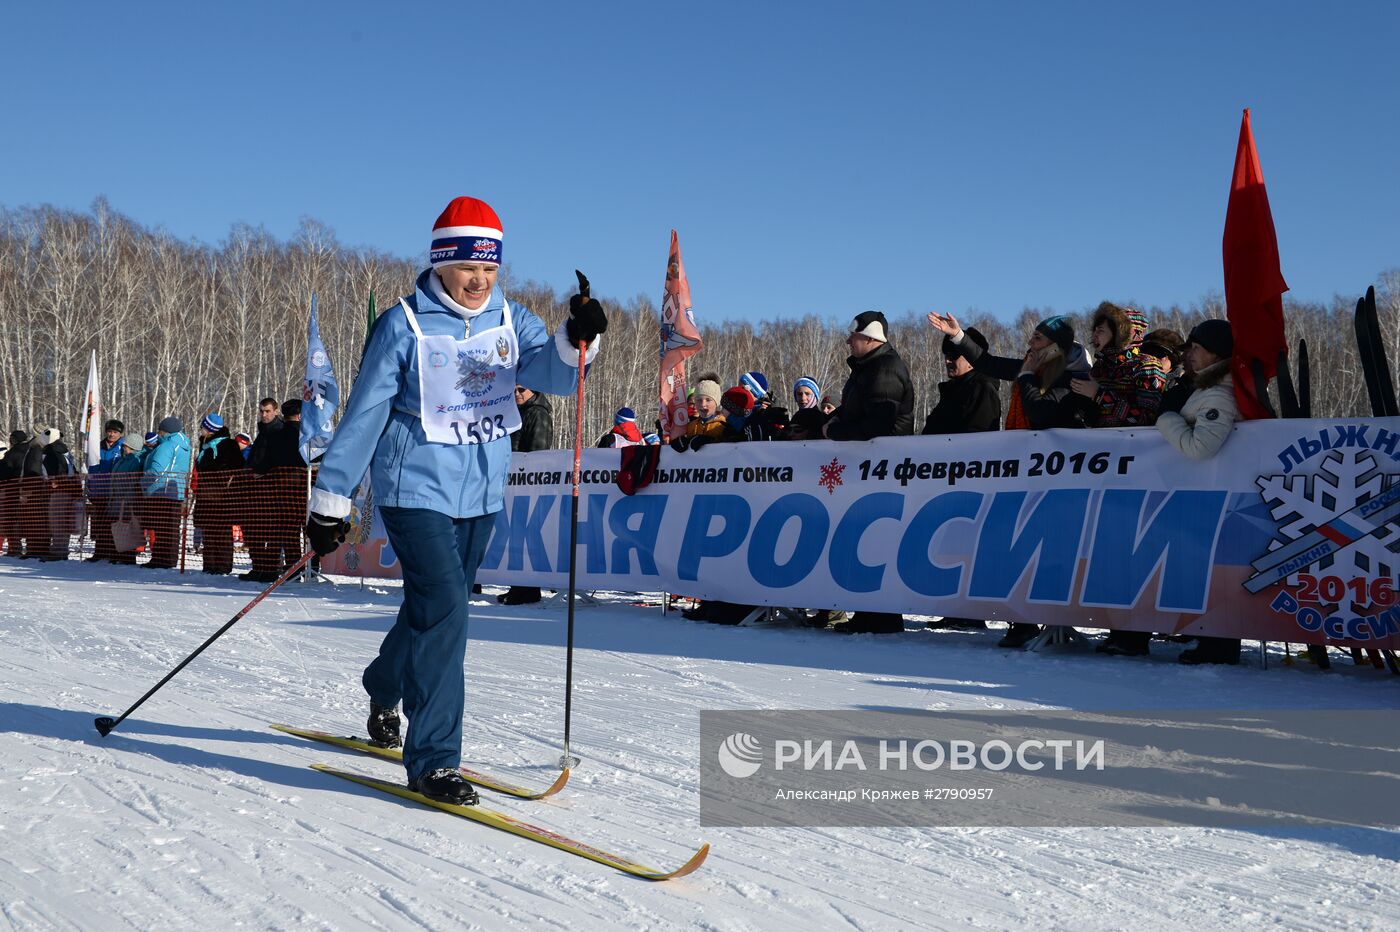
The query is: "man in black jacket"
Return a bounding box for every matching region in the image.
[824,311,915,441]
[510,386,554,454]
[1,430,45,558]
[38,428,78,561]
[242,398,284,581]
[922,327,1001,630]
[823,311,913,634]
[921,327,1001,436]
[267,399,309,577]
[499,385,554,604]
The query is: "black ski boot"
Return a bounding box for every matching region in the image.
[367,702,402,749]
[497,586,542,605]
[997,623,1042,649]
[410,768,479,805]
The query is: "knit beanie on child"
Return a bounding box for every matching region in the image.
[793,377,821,408]
[693,378,722,406]
[739,371,769,401]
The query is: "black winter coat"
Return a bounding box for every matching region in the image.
[1158,373,1194,415]
[249,417,285,475]
[194,430,246,526]
[826,343,915,440]
[512,392,554,453]
[41,441,76,478]
[746,404,789,441]
[253,418,305,473]
[720,404,790,443]
[1,438,44,480]
[921,372,1001,435]
[197,432,247,475]
[955,337,1091,430]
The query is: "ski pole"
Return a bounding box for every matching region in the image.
[94,549,315,736]
[560,270,592,770]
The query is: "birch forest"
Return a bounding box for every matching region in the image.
[1,200,1395,452]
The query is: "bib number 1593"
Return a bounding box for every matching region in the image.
[451,415,507,445]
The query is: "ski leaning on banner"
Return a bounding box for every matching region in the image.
[303,195,606,807]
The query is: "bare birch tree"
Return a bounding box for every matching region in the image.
[0,200,1392,449]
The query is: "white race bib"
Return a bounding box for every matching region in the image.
[403,298,522,445]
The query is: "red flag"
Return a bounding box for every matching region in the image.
[658,230,703,438]
[1222,108,1289,420]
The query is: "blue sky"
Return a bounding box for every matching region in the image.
[2,2,1396,324]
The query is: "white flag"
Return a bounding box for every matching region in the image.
[82,350,102,467]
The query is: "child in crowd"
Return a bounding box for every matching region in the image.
[793,377,821,410]
[672,374,726,450]
[598,407,643,448]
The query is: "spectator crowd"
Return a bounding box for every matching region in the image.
[655,303,1242,665]
[1,398,312,583]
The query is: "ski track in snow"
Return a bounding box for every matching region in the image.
[1,560,1398,930]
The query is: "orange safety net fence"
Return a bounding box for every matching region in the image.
[0,466,312,577]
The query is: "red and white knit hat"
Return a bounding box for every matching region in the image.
[429,196,503,269]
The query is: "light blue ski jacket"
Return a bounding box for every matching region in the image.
[310,269,595,520]
[143,432,191,500]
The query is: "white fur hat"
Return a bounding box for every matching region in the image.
[851,310,889,342]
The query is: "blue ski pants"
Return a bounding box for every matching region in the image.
[363,506,494,782]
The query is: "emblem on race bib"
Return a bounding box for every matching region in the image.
[496,335,511,362]
[429,351,448,368]
[455,349,497,399]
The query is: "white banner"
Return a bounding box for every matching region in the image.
[322,419,1400,647]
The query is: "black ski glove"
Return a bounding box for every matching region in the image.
[305,512,349,556]
[566,269,608,347]
[669,435,692,453]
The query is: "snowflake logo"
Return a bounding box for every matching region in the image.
[817,457,845,495]
[455,351,496,399]
[1256,449,1399,586]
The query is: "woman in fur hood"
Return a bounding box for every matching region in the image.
[1069,302,1168,427]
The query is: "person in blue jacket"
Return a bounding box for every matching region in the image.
[105,434,146,564]
[86,419,126,562]
[142,416,191,569]
[303,196,607,805]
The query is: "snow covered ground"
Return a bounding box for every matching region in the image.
[2,558,1398,930]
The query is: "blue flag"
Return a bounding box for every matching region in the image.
[300,294,339,462]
